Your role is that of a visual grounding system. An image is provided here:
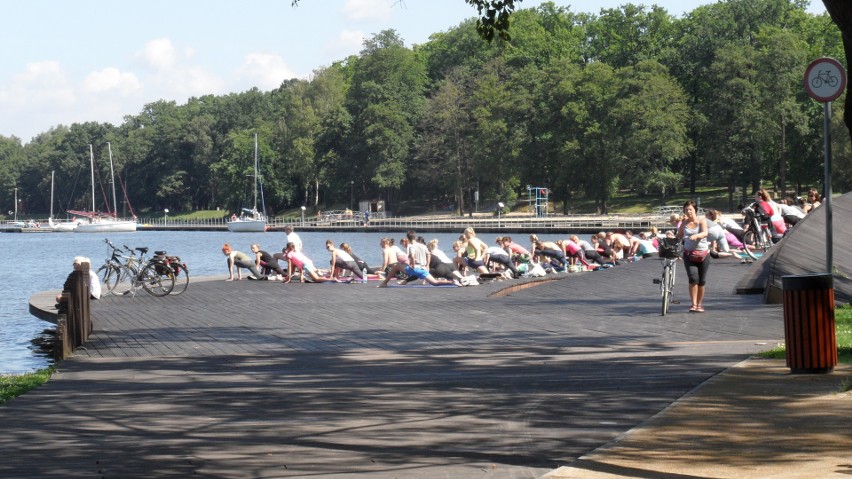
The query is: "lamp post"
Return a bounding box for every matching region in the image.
[164,208,169,225]
[13,187,18,222]
[497,202,504,228]
[350,180,354,211]
[301,206,306,226]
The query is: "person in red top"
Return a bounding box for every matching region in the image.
[756,188,787,239]
[499,236,530,264]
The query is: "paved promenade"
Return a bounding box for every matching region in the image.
[6,258,851,478]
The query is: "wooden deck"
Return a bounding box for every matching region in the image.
[5,258,783,478]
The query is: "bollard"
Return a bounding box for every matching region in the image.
[782,273,837,374]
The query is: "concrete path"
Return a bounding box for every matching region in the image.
[4,257,838,478]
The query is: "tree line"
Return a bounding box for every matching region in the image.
[1,0,847,218]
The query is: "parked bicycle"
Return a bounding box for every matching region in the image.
[654,237,682,316]
[152,251,190,295]
[740,204,773,260]
[97,239,175,297]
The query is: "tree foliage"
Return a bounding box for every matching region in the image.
[5,1,848,218]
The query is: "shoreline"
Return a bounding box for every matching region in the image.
[2,213,675,234]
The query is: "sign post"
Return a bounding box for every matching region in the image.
[803,57,846,274]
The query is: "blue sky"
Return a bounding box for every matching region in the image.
[0,0,828,144]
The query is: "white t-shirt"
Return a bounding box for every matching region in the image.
[88,270,102,299]
[287,232,302,251]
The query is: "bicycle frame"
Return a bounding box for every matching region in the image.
[658,257,679,316]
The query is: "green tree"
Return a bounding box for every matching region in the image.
[586,4,676,68]
[346,30,427,208]
[612,60,691,202]
[413,66,475,213]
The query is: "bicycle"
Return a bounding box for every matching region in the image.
[740,205,773,260]
[98,239,175,297]
[152,251,190,295]
[654,237,682,316]
[96,240,126,296]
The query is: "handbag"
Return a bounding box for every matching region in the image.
[685,249,709,263]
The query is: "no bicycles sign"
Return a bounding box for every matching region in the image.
[804,57,846,102]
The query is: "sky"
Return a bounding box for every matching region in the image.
[0,0,828,144]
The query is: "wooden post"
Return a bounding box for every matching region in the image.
[56,263,92,359]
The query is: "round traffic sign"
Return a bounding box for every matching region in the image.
[804,57,846,102]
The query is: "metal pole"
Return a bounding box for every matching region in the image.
[824,101,833,274]
[14,187,17,222]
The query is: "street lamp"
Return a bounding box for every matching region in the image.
[164,208,169,224]
[350,180,354,211]
[497,202,504,227]
[301,206,306,226]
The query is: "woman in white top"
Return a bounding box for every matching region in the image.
[676,201,710,312]
[326,240,363,279]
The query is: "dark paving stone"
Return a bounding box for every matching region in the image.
[2,258,781,478]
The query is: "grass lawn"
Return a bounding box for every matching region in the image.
[758,304,852,365]
[0,368,52,404]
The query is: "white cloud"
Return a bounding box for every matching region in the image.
[326,30,366,57]
[139,38,178,71]
[136,38,225,97]
[236,53,298,89]
[3,61,76,108]
[0,61,79,141]
[83,68,142,95]
[342,0,392,22]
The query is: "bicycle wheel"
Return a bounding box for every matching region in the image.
[743,229,758,249]
[97,263,121,296]
[169,263,190,295]
[661,264,672,316]
[741,245,758,260]
[112,265,137,296]
[139,263,175,297]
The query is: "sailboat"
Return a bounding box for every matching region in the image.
[47,170,81,232]
[73,144,137,233]
[227,133,267,232]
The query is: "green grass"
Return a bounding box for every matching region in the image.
[758,304,852,364]
[560,186,737,214]
[0,368,53,404]
[164,210,226,220]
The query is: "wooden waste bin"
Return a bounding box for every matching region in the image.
[782,273,837,374]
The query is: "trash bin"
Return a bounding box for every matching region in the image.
[782,273,837,374]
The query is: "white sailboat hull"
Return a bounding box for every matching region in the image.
[226,219,267,232]
[48,217,80,232]
[75,219,137,233]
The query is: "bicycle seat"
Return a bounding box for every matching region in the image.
[154,251,167,256]
[136,247,149,255]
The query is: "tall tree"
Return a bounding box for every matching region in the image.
[612,60,691,203]
[346,30,427,208]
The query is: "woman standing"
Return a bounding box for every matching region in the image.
[676,201,710,312]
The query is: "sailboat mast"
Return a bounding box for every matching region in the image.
[89,144,95,213]
[108,142,118,218]
[50,170,55,219]
[253,133,259,212]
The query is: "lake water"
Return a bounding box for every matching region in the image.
[2,229,523,375]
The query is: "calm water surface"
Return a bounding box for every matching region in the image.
[2,229,521,375]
